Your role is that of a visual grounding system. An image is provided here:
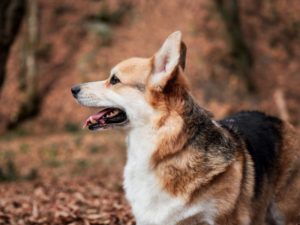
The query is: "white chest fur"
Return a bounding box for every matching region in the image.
[123,127,217,225]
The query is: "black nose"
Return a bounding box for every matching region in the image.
[71,85,81,97]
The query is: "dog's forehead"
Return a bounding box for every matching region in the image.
[111,57,151,82]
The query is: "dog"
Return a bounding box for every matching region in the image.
[71,31,300,225]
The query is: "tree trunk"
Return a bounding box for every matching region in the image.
[215,0,255,92]
[0,0,26,92]
[8,0,40,129]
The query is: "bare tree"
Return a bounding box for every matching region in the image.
[214,0,255,92]
[0,0,26,92]
[8,0,40,129]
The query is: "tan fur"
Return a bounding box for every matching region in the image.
[275,123,300,225]
[112,58,151,84]
[176,150,254,225]
[151,111,186,165]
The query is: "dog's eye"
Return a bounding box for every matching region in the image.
[110,75,121,85]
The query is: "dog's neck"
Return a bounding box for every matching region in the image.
[181,95,235,158]
[150,93,236,163]
[126,93,237,201]
[127,92,236,165]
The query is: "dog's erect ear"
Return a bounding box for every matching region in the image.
[150,31,186,91]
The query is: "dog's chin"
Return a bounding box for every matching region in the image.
[83,107,129,131]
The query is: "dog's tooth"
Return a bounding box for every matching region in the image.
[107,111,114,118]
[105,109,119,119]
[90,118,97,124]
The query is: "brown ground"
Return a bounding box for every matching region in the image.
[0,0,299,224]
[0,131,133,225]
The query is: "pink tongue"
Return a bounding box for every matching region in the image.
[83,109,112,128]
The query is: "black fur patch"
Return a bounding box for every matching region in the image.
[219,111,283,197]
[182,95,236,162]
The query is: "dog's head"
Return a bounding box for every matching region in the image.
[72,31,189,131]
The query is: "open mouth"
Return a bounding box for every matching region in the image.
[83,108,128,130]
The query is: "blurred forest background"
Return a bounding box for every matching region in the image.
[0,0,299,224]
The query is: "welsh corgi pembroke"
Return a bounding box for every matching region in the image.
[71,31,300,225]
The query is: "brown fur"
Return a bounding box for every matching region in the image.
[275,123,300,225]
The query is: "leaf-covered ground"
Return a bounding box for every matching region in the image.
[0,131,135,225]
[0,178,134,225]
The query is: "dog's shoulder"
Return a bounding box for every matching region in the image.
[218,111,283,196]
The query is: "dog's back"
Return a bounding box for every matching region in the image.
[219,111,282,197]
[220,111,300,225]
